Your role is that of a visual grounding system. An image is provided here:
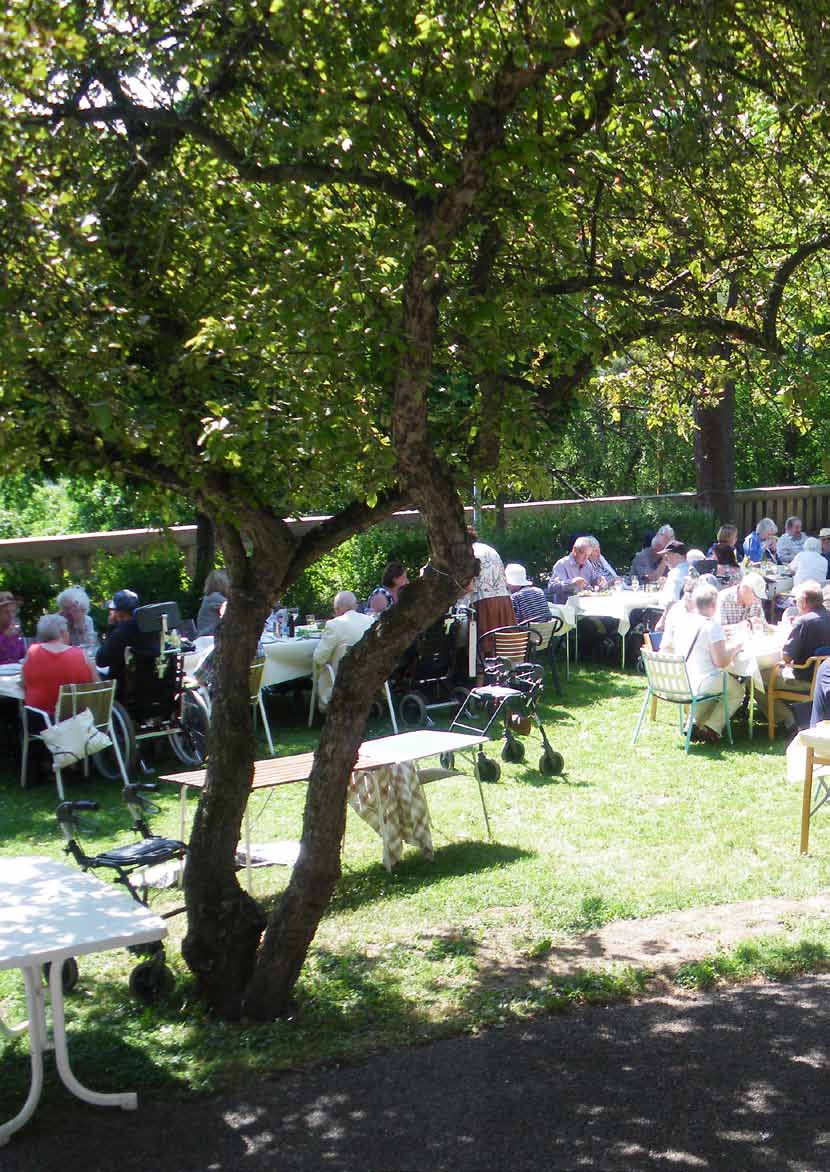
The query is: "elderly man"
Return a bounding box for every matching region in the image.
[743,517,778,562]
[547,536,607,600]
[630,524,674,583]
[657,541,690,607]
[586,537,620,583]
[312,590,374,709]
[775,516,806,564]
[765,581,830,731]
[505,564,551,624]
[820,527,830,562]
[717,572,767,628]
[95,589,155,700]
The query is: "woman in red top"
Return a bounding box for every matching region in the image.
[23,613,94,715]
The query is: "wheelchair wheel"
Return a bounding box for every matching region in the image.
[43,957,79,994]
[170,689,210,766]
[93,701,136,781]
[539,749,564,776]
[398,692,427,729]
[477,754,501,783]
[129,957,174,1002]
[501,737,525,764]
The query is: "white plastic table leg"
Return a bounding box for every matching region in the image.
[47,962,136,1112]
[0,967,46,1146]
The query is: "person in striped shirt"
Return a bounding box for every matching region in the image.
[505,564,552,625]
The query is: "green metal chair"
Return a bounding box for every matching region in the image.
[632,650,734,753]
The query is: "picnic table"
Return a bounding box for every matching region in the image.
[159,730,492,880]
[0,856,166,1145]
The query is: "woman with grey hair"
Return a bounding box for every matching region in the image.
[57,585,97,652]
[22,613,94,717]
[675,582,744,743]
[742,517,778,563]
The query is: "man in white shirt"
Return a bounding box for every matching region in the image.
[776,516,807,564]
[313,591,374,708]
[788,537,828,588]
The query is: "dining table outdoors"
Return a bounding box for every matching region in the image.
[553,587,665,669]
[726,625,786,738]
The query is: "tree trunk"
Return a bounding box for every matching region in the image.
[694,379,736,523]
[188,512,215,616]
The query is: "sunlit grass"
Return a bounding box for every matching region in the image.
[3,663,830,1115]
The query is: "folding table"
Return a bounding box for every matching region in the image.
[0,856,166,1145]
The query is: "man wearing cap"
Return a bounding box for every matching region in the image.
[95,589,155,700]
[505,564,551,625]
[717,573,767,628]
[657,541,690,608]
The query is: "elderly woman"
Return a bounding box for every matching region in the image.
[367,562,409,615]
[676,581,744,743]
[22,613,95,716]
[0,591,26,665]
[196,569,230,637]
[742,518,778,563]
[789,536,828,589]
[57,586,97,653]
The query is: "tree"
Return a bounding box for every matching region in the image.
[3,0,830,1019]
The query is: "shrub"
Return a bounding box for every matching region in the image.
[0,560,62,633]
[85,542,192,623]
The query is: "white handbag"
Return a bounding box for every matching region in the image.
[40,708,112,766]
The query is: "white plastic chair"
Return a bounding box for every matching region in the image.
[308,664,398,732]
[21,679,128,798]
[632,650,734,753]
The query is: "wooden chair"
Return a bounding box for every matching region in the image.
[632,650,734,753]
[21,680,127,799]
[767,649,830,741]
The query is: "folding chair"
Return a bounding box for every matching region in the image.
[527,616,564,696]
[766,649,830,741]
[21,679,128,799]
[249,656,275,755]
[309,664,398,732]
[632,650,734,753]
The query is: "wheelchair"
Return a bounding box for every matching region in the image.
[448,624,564,780]
[94,602,209,780]
[55,783,186,1000]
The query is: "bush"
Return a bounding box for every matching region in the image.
[0,560,62,633]
[85,542,192,624]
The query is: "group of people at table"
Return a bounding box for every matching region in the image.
[2,512,830,769]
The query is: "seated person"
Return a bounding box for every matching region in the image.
[630,526,674,583]
[313,591,374,708]
[712,540,741,585]
[0,591,26,664]
[196,569,230,637]
[810,658,830,728]
[765,581,830,731]
[716,572,767,629]
[660,574,699,653]
[788,536,828,588]
[23,613,95,715]
[548,536,607,600]
[776,515,807,564]
[707,524,739,558]
[657,541,690,607]
[675,581,743,743]
[586,537,620,583]
[56,586,97,654]
[505,563,551,625]
[367,562,409,615]
[821,527,830,564]
[743,517,778,562]
[95,589,158,701]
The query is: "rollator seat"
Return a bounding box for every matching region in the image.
[93,837,185,868]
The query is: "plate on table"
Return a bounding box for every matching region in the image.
[0,663,22,676]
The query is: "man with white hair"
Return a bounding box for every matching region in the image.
[585,537,620,584]
[742,517,778,562]
[776,515,806,564]
[56,586,97,653]
[547,536,607,601]
[788,536,828,588]
[630,525,674,584]
[312,591,374,709]
[717,572,767,628]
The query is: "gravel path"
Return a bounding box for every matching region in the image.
[5,974,830,1171]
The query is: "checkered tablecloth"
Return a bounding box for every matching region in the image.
[348,761,433,871]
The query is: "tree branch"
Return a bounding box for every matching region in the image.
[284,488,412,585]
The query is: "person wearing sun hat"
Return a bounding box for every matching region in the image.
[0,591,26,665]
[505,564,551,624]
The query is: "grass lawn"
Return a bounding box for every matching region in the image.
[3,661,830,1115]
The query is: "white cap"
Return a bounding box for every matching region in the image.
[742,571,767,600]
[819,528,830,539]
[504,563,531,588]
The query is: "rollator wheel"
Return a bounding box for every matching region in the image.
[43,957,79,993]
[539,749,564,776]
[501,738,525,764]
[439,752,455,770]
[129,958,174,1002]
[477,754,501,783]
[398,692,427,729]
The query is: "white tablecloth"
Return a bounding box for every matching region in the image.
[547,601,576,633]
[727,631,785,694]
[261,636,318,687]
[569,589,663,638]
[0,669,23,701]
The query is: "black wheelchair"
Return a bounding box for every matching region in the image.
[94,602,210,779]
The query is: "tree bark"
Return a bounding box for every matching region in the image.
[188,512,215,617]
[694,379,736,523]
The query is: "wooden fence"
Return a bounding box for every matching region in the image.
[1,485,828,579]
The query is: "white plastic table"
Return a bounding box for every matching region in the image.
[568,589,664,667]
[0,856,166,1145]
